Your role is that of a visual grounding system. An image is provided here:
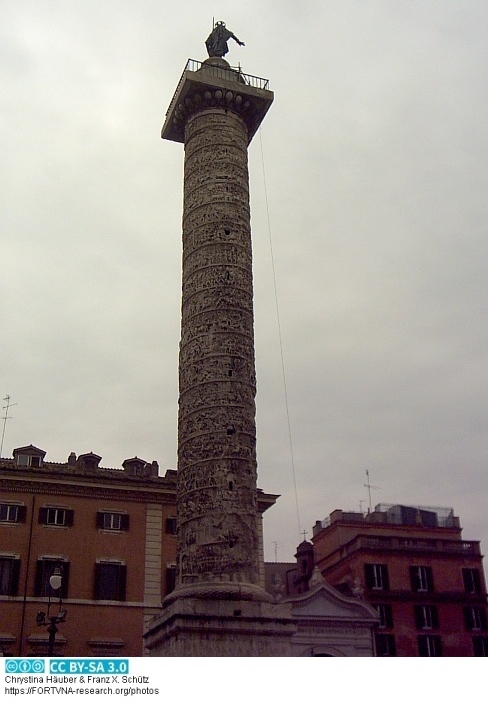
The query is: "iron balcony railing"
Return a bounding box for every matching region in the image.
[166,58,270,118]
[338,535,481,558]
[184,58,270,90]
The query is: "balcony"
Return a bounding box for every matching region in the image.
[338,535,481,559]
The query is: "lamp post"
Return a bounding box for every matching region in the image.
[36,566,67,656]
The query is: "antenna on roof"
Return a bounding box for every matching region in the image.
[1,395,17,458]
[272,541,281,562]
[364,469,381,513]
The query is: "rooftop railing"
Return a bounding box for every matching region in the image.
[165,58,270,118]
[338,535,481,558]
[184,58,270,90]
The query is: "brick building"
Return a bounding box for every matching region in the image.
[0,444,276,656]
[312,504,488,656]
[0,444,178,656]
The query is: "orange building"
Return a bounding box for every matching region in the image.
[0,444,179,656]
[0,444,276,656]
[312,504,488,656]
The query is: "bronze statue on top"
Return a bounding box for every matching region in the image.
[205,21,245,58]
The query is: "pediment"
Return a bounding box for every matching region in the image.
[286,577,378,622]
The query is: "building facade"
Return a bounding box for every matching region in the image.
[0,444,177,656]
[312,504,488,656]
[0,443,277,656]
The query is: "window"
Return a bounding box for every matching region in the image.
[96,512,129,531]
[375,634,396,656]
[34,559,69,598]
[165,517,177,535]
[462,568,482,594]
[418,634,442,656]
[415,605,439,630]
[94,562,126,601]
[0,504,26,523]
[375,604,393,629]
[464,606,487,631]
[473,636,488,656]
[166,564,177,595]
[410,565,434,592]
[38,507,74,527]
[0,557,20,596]
[16,454,42,467]
[364,563,389,591]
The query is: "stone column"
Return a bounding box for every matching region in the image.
[144,56,294,655]
[178,101,260,589]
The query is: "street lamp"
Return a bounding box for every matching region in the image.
[36,566,68,655]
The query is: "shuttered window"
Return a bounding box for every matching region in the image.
[410,565,434,592]
[464,606,487,631]
[364,563,389,591]
[38,508,74,527]
[0,504,27,523]
[462,568,482,594]
[0,558,20,596]
[96,512,129,531]
[418,634,442,656]
[414,605,439,630]
[94,562,127,601]
[375,634,396,656]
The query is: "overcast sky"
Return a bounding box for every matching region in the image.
[2,0,488,564]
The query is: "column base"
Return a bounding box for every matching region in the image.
[144,586,295,657]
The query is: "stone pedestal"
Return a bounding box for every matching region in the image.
[144,583,294,656]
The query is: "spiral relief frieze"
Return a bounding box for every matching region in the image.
[176,103,261,586]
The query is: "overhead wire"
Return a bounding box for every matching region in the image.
[258,129,302,544]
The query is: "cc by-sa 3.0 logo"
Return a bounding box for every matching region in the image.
[5,659,45,673]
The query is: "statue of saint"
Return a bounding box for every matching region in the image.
[205,21,245,58]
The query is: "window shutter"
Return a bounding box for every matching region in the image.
[11,559,21,596]
[432,605,439,630]
[464,607,473,630]
[121,514,130,531]
[96,512,104,528]
[118,565,127,601]
[426,567,434,592]
[165,517,177,535]
[61,561,70,598]
[17,506,27,523]
[34,560,43,596]
[381,565,390,591]
[414,605,423,629]
[65,510,74,526]
[409,566,417,590]
[418,636,428,656]
[94,563,102,600]
[166,567,176,595]
[473,569,481,594]
[385,605,393,629]
[38,508,48,525]
[364,564,374,589]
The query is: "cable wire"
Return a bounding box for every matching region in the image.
[258,130,302,543]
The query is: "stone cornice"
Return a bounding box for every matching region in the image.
[0,473,176,504]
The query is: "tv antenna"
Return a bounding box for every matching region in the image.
[1,395,17,458]
[272,541,282,563]
[364,469,381,513]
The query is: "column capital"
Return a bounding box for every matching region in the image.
[162,58,273,144]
